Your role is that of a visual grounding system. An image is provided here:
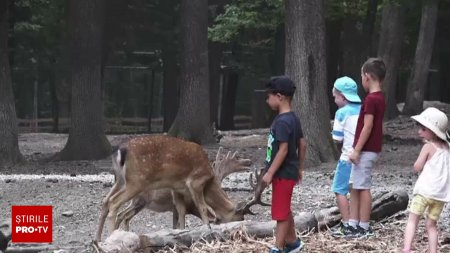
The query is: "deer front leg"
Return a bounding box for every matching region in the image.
[185,177,212,228]
[106,187,141,235]
[116,197,146,231]
[171,191,187,229]
[96,182,121,242]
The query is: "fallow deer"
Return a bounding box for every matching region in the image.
[114,148,265,230]
[95,136,267,242]
[96,135,216,242]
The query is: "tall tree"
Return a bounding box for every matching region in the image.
[377,1,405,119]
[161,0,181,132]
[403,0,439,115]
[57,0,111,160]
[0,0,23,167]
[285,0,337,165]
[340,0,380,83]
[168,0,215,144]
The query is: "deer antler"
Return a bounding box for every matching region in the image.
[242,167,271,215]
[213,148,252,181]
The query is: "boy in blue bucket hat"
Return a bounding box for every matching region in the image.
[329,76,362,237]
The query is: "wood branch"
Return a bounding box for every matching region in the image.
[99,190,409,252]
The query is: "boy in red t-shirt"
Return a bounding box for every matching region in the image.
[345,58,386,238]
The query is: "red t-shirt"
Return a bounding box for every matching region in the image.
[353,91,385,152]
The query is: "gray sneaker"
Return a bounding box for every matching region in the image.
[330,223,348,238]
[342,225,360,239]
[356,225,374,238]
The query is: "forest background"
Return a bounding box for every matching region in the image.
[0,0,449,167]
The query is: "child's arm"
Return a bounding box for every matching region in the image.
[298,137,307,181]
[413,143,432,173]
[349,114,374,164]
[262,142,288,185]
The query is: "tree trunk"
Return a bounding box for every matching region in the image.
[377,3,405,120]
[285,0,337,165]
[270,24,285,75]
[340,1,379,85]
[54,0,71,129]
[219,70,238,130]
[437,3,450,104]
[326,19,342,115]
[362,0,379,56]
[162,42,180,132]
[403,0,439,115]
[0,0,23,167]
[161,0,180,132]
[208,2,226,126]
[209,41,223,127]
[168,0,215,144]
[57,0,111,160]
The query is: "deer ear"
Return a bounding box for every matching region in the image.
[231,151,238,159]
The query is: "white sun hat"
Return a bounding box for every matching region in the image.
[411,107,449,141]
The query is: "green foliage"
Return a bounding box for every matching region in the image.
[326,0,372,20]
[208,0,283,43]
[14,0,65,52]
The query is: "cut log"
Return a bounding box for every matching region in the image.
[99,190,409,252]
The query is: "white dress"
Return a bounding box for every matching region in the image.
[413,142,450,202]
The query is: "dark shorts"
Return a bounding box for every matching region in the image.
[272,178,297,221]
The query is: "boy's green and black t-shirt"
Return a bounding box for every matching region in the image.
[266,111,303,180]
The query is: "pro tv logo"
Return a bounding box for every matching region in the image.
[11,206,52,243]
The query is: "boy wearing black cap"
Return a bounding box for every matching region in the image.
[262,76,307,253]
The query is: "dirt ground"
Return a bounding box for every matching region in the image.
[1,102,450,253]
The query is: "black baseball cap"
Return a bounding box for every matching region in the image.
[265,76,296,96]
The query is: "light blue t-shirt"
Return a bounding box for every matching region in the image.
[331,103,361,161]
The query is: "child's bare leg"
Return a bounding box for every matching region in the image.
[336,193,350,222]
[275,219,290,249]
[403,213,420,251]
[359,189,372,223]
[349,188,360,224]
[426,218,438,253]
[285,213,297,244]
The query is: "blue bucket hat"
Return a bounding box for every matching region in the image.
[333,76,361,103]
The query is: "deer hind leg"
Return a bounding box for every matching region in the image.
[185,177,213,228]
[106,186,141,235]
[116,197,146,231]
[95,182,121,242]
[171,191,187,229]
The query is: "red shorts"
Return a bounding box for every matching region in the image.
[271,178,297,221]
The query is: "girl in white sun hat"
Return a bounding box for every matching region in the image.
[403,107,450,253]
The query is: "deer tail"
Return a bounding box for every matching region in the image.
[112,147,128,168]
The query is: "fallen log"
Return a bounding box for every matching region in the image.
[314,190,410,230]
[99,190,409,252]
